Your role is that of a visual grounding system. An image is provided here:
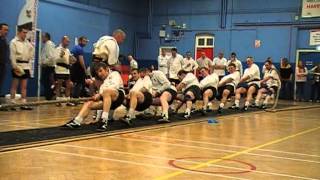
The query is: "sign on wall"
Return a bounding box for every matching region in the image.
[310,29,320,46]
[302,0,320,18]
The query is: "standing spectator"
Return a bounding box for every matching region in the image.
[158,48,169,76]
[227,52,243,76]
[168,48,184,85]
[54,36,73,105]
[70,36,88,100]
[0,23,9,103]
[9,26,34,110]
[213,52,227,80]
[279,58,293,100]
[128,54,138,69]
[295,60,308,101]
[196,51,213,70]
[309,63,320,103]
[183,51,198,74]
[40,32,56,100]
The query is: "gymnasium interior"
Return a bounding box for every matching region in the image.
[0,0,320,179]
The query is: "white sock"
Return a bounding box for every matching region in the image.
[162,110,168,118]
[255,100,260,106]
[185,108,191,114]
[235,100,240,107]
[219,103,224,108]
[102,112,109,122]
[202,105,207,110]
[95,110,103,121]
[74,116,83,124]
[245,101,250,106]
[128,108,135,117]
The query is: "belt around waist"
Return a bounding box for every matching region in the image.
[248,79,260,82]
[17,60,29,63]
[56,63,70,69]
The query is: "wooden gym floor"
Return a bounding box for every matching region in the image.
[0,101,319,179]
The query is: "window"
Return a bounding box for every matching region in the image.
[198,38,205,46]
[207,38,213,46]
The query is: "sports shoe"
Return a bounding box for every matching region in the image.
[184,112,191,119]
[121,115,133,126]
[218,107,223,114]
[97,120,108,131]
[200,108,207,115]
[158,115,170,123]
[230,104,239,110]
[260,104,267,109]
[66,102,76,106]
[20,106,33,110]
[243,105,249,111]
[63,119,81,129]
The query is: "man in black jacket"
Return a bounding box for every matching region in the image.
[0,23,9,102]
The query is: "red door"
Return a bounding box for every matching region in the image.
[196,48,214,60]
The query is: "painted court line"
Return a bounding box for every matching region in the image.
[35,148,248,180]
[57,143,318,180]
[112,136,320,164]
[133,133,320,158]
[154,126,320,180]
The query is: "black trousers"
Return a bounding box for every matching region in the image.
[0,64,5,97]
[41,66,55,100]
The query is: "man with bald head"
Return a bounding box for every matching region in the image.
[92,29,126,67]
[55,36,74,105]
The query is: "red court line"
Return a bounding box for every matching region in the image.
[168,157,256,174]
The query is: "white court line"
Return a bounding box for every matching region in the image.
[133,134,320,158]
[58,144,318,180]
[112,136,320,164]
[35,148,248,180]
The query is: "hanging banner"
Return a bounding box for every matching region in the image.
[310,29,320,46]
[302,0,320,18]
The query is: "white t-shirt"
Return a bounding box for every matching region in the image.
[168,54,184,80]
[183,58,198,72]
[130,75,152,93]
[196,57,213,69]
[263,68,280,87]
[55,45,71,75]
[219,71,241,90]
[227,59,243,76]
[10,36,34,70]
[295,67,308,82]
[93,35,119,66]
[243,63,261,85]
[181,73,200,92]
[41,40,56,67]
[130,59,138,69]
[150,70,176,93]
[158,55,169,75]
[213,57,227,76]
[200,73,219,89]
[99,70,123,94]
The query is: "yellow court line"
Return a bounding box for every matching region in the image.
[155,126,320,180]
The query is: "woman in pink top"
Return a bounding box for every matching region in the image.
[295,60,308,101]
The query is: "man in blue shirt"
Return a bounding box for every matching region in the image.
[70,36,88,101]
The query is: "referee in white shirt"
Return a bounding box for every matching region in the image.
[168,48,184,85]
[9,26,34,110]
[40,32,56,100]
